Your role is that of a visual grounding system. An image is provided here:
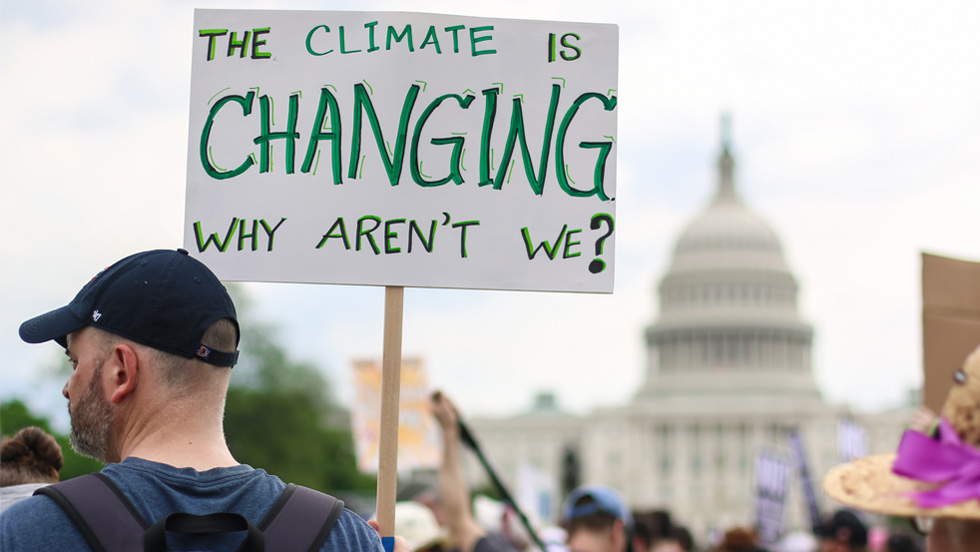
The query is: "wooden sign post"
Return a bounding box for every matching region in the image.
[376,286,404,542]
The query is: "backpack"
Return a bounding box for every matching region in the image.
[34,472,345,552]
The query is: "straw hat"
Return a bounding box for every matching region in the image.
[823,344,980,518]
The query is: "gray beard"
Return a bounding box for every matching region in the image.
[68,359,114,463]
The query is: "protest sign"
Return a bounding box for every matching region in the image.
[350,357,442,473]
[754,450,790,547]
[922,252,980,412]
[787,429,821,531]
[184,9,619,293]
[836,417,867,464]
[517,463,558,526]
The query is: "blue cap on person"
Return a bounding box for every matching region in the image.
[18,248,240,367]
[561,485,634,529]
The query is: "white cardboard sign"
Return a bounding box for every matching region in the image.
[184,10,619,292]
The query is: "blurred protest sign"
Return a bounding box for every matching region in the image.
[754,449,790,547]
[922,253,980,412]
[350,357,441,472]
[185,9,619,293]
[517,463,558,527]
[787,428,820,531]
[836,417,867,464]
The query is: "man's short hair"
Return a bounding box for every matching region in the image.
[153,318,240,390]
[561,486,633,535]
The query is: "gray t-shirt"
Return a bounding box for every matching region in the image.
[0,457,383,551]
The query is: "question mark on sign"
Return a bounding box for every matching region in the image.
[589,213,615,274]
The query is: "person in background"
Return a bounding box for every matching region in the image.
[0,426,63,514]
[823,345,980,552]
[472,495,527,551]
[634,510,692,552]
[884,534,922,552]
[633,516,653,552]
[654,525,694,552]
[814,510,868,552]
[394,500,449,552]
[712,527,764,552]
[671,526,694,552]
[430,391,516,552]
[561,485,632,552]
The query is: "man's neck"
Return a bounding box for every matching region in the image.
[115,401,237,470]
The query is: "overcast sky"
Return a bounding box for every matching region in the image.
[2,0,978,431]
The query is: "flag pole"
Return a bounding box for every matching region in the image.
[458,417,549,552]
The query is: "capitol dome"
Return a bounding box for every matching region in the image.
[637,119,820,403]
[669,142,789,275]
[465,117,907,541]
[675,201,783,256]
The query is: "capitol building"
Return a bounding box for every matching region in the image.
[466,123,911,540]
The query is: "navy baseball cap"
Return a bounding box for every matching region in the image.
[561,486,633,529]
[19,248,240,367]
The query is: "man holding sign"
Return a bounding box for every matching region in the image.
[185,9,619,293]
[0,248,398,552]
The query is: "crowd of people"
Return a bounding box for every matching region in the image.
[393,390,930,552]
[0,247,977,551]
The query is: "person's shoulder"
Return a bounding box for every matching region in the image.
[320,508,385,552]
[0,483,48,514]
[0,492,88,550]
[1,492,66,526]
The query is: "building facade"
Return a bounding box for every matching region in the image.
[467,124,911,540]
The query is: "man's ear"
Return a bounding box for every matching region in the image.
[107,343,140,404]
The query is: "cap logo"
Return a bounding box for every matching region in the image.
[89,266,109,282]
[92,310,102,322]
[197,345,211,359]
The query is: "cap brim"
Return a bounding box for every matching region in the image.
[823,454,980,519]
[19,306,87,347]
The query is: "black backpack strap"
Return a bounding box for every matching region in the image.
[259,484,345,552]
[34,472,147,552]
[144,511,265,552]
